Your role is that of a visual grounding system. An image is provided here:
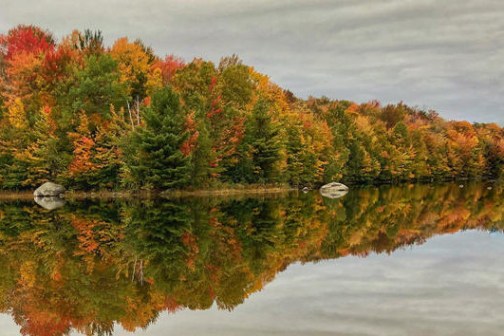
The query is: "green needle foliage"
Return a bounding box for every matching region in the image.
[123,87,190,189]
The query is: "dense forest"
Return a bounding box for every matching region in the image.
[0,183,502,335]
[0,25,503,191]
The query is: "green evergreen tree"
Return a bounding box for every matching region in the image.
[124,87,190,189]
[233,99,281,183]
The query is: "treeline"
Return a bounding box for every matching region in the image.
[0,25,503,190]
[0,183,503,335]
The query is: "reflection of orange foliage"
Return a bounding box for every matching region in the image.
[20,311,70,336]
[19,261,37,288]
[438,208,471,233]
[181,231,199,270]
[120,293,166,332]
[71,217,100,253]
[164,296,181,313]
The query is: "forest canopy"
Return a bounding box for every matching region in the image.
[0,25,503,190]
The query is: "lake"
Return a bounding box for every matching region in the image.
[0,182,503,335]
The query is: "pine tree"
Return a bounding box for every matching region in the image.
[124,87,190,189]
[235,99,281,183]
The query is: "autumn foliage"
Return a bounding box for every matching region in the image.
[0,25,503,191]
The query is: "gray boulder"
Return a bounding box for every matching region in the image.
[34,196,66,210]
[320,182,349,199]
[34,182,66,197]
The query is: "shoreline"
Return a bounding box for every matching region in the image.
[0,186,297,201]
[0,179,500,201]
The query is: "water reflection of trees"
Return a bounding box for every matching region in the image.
[0,183,502,335]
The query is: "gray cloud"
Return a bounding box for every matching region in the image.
[1,0,503,124]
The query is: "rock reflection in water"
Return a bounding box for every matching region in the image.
[34,196,66,210]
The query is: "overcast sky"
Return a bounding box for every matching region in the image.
[0,0,503,124]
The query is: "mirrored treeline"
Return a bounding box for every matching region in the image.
[0,182,502,335]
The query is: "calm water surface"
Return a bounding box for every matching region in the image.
[0,183,503,335]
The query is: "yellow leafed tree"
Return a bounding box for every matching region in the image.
[7,97,28,129]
